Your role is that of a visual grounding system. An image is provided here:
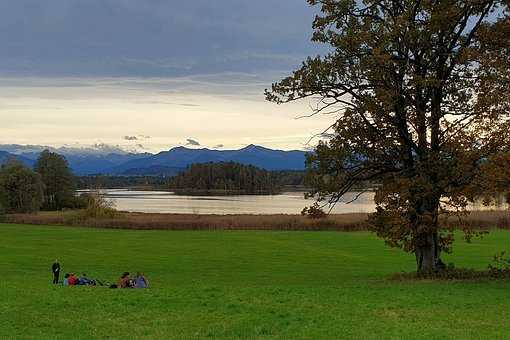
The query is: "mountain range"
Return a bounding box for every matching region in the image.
[0,144,307,176]
[0,151,35,168]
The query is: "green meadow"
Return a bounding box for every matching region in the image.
[1,223,510,339]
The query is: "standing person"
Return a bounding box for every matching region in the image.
[51,259,60,284]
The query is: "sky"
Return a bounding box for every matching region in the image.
[0,0,335,152]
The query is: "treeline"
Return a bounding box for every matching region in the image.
[76,176,168,190]
[0,150,82,213]
[76,168,308,193]
[168,162,283,195]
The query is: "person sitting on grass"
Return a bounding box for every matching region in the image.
[78,273,96,286]
[134,272,149,288]
[68,273,78,286]
[63,273,70,286]
[118,272,133,288]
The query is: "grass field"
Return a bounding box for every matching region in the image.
[1,223,510,339]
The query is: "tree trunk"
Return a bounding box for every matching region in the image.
[415,232,440,273]
[413,194,443,274]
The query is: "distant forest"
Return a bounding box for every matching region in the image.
[168,162,281,195]
[76,175,169,190]
[76,162,307,195]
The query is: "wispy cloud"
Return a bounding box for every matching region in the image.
[185,139,201,146]
[0,75,333,153]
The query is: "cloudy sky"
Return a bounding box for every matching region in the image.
[0,0,335,152]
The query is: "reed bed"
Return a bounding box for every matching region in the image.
[3,209,510,231]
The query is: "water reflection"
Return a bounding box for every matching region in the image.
[91,190,376,215]
[80,189,508,215]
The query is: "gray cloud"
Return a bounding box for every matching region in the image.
[179,103,201,107]
[0,0,319,77]
[185,139,201,146]
[123,136,138,141]
[213,144,224,149]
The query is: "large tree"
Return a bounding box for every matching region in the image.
[35,150,75,211]
[0,161,44,213]
[267,0,510,273]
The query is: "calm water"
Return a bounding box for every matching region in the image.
[94,189,376,215]
[84,189,508,215]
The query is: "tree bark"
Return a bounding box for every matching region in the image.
[413,194,443,274]
[415,232,440,273]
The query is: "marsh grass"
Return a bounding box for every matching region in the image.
[4,210,509,231]
[5,211,369,230]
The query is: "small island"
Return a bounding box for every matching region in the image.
[168,162,283,195]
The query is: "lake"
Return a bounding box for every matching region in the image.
[94,189,376,215]
[84,189,508,215]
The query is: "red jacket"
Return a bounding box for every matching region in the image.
[68,275,78,285]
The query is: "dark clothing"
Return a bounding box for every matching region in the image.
[52,262,60,284]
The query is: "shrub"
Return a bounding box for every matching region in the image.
[488,251,510,272]
[69,192,117,222]
[83,193,116,218]
[392,256,510,281]
[301,203,327,219]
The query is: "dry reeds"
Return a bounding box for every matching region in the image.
[4,211,369,231]
[3,209,509,231]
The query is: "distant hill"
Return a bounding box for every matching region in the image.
[0,144,150,175]
[0,144,307,176]
[121,165,185,177]
[0,151,35,168]
[108,145,307,174]
[18,152,150,175]
[58,153,151,175]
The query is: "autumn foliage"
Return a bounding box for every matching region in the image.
[268,0,510,272]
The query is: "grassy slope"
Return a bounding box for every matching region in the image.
[1,224,509,339]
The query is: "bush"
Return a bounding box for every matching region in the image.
[488,251,510,272]
[301,203,327,219]
[81,193,117,219]
[392,256,510,281]
[59,193,117,225]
